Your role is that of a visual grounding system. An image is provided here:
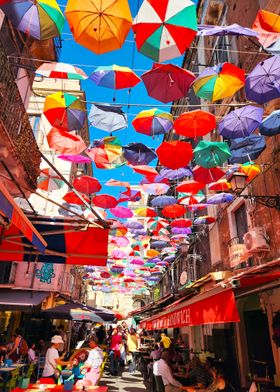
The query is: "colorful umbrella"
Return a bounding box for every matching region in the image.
[63,191,90,205]
[89,104,127,132]
[131,165,158,177]
[36,62,87,80]
[245,56,280,104]
[92,194,118,209]
[110,206,133,219]
[110,236,130,247]
[134,207,157,218]
[44,92,86,132]
[176,180,204,194]
[37,168,64,192]
[87,136,126,170]
[207,193,234,205]
[229,135,266,164]
[151,196,177,208]
[239,163,261,182]
[259,109,280,136]
[110,226,128,237]
[174,110,216,138]
[141,175,169,185]
[194,141,231,168]
[156,141,193,169]
[147,217,169,232]
[1,0,64,40]
[193,62,245,102]
[132,0,197,62]
[123,143,157,165]
[132,109,173,137]
[146,249,160,258]
[47,128,87,155]
[90,65,140,89]
[218,105,264,139]
[73,176,102,195]
[111,250,126,260]
[178,195,200,206]
[58,155,92,164]
[193,166,225,184]
[65,0,132,54]
[171,218,192,228]
[198,23,258,37]
[125,221,144,230]
[208,179,231,192]
[171,227,192,235]
[150,241,168,250]
[162,204,186,218]
[188,204,207,211]
[194,216,216,225]
[252,10,280,48]
[141,183,170,195]
[141,63,196,103]
[160,167,192,180]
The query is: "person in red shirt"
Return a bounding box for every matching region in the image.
[109,328,123,376]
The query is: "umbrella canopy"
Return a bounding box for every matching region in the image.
[89,104,127,132]
[162,204,186,218]
[110,206,133,218]
[37,168,64,192]
[178,195,200,205]
[106,179,131,187]
[119,188,142,203]
[90,65,141,89]
[132,108,173,137]
[151,196,177,207]
[174,110,216,138]
[176,180,204,194]
[125,221,144,230]
[171,219,192,228]
[36,62,87,80]
[1,0,64,40]
[47,128,87,155]
[87,136,126,170]
[111,249,126,259]
[132,0,197,62]
[65,0,132,54]
[208,179,231,192]
[194,216,216,225]
[142,63,196,103]
[123,143,157,165]
[198,23,258,37]
[92,194,118,209]
[245,56,280,104]
[218,105,264,139]
[41,303,110,322]
[73,176,102,194]
[147,217,169,232]
[194,141,231,168]
[160,167,192,180]
[188,204,207,211]
[134,207,157,217]
[156,141,193,169]
[239,163,261,182]
[259,109,280,136]
[110,236,130,247]
[58,155,92,164]
[44,92,86,132]
[252,10,280,48]
[229,135,266,164]
[193,166,225,184]
[131,165,158,177]
[141,183,170,195]
[207,193,234,204]
[193,62,245,102]
[63,191,90,205]
[171,227,192,235]
[150,241,168,250]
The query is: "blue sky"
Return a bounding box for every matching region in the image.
[59,0,185,201]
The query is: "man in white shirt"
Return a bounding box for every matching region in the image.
[153,351,183,392]
[42,335,70,379]
[77,336,104,387]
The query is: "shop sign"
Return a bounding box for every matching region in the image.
[229,243,248,268]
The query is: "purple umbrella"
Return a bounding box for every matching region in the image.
[171,227,192,235]
[150,241,168,249]
[124,221,144,230]
[245,56,280,104]
[123,143,157,165]
[140,174,167,184]
[151,196,177,207]
[148,257,161,264]
[163,255,176,262]
[207,193,234,204]
[160,167,193,180]
[131,229,147,236]
[58,154,92,164]
[197,23,259,37]
[218,105,264,139]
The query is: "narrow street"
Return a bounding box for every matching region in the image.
[100,371,147,392]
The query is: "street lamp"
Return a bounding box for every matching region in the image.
[227,172,280,210]
[180,241,190,254]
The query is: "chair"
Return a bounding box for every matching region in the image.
[154,375,165,392]
[37,355,45,380]
[97,354,108,385]
[0,368,20,392]
[27,363,36,379]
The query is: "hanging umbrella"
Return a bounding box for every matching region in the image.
[150,241,168,250]
[118,188,142,203]
[132,109,173,137]
[194,216,216,225]
[65,0,132,54]
[123,143,157,165]
[174,110,216,138]
[36,62,87,80]
[106,179,131,188]
[140,174,169,186]
[160,167,192,180]
[110,206,133,218]
[130,259,144,266]
[87,136,126,169]
[132,0,197,62]
[142,183,170,195]
[151,196,177,208]
[171,227,192,235]
[147,217,169,231]
[110,236,130,247]
[90,65,140,89]
[245,56,280,104]
[207,193,234,204]
[141,63,196,103]
[47,128,87,155]
[208,179,231,192]
[89,104,127,132]
[111,264,125,275]
[92,194,118,209]
[259,109,280,136]
[131,165,159,177]
[178,195,200,206]
[37,168,64,192]
[156,141,193,169]
[84,207,107,220]
[58,154,92,164]
[162,204,186,218]
[1,0,64,40]
[252,10,280,48]
[63,191,90,205]
[218,105,264,139]
[229,135,266,164]
[194,141,231,168]
[134,207,157,217]
[111,250,126,260]
[193,62,245,102]
[188,204,207,211]
[176,180,204,194]
[198,23,258,37]
[73,176,102,194]
[125,221,144,230]
[171,219,192,228]
[146,249,160,258]
[193,166,225,184]
[239,163,261,182]
[110,226,128,237]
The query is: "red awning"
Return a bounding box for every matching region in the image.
[140,288,240,330]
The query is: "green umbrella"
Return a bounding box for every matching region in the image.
[194,141,231,168]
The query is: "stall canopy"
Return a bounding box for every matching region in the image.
[0,217,108,266]
[140,288,240,330]
[0,290,49,311]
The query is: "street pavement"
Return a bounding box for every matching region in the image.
[100,369,148,391]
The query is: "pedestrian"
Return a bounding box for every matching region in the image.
[109,328,123,376]
[127,327,139,374]
[42,335,71,381]
[96,325,106,345]
[153,351,183,392]
[161,333,172,349]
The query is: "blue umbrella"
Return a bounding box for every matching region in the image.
[207,193,234,204]
[229,135,266,164]
[160,167,193,180]
[218,105,264,139]
[89,104,127,132]
[150,241,168,249]
[151,196,177,207]
[123,143,157,165]
[163,255,176,262]
[259,109,280,136]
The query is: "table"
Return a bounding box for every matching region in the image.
[24,385,108,392]
[0,363,27,372]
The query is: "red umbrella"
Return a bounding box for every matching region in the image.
[178,195,200,205]
[188,204,207,211]
[171,219,192,228]
[73,176,102,194]
[63,191,90,205]
[92,194,118,209]
[47,127,87,155]
[208,180,231,192]
[100,271,111,279]
[193,166,225,184]
[118,188,142,203]
[162,204,186,218]
[176,180,204,194]
[141,63,196,103]
[105,179,131,187]
[156,141,193,169]
[174,110,216,138]
[131,165,159,176]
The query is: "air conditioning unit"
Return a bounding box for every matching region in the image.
[243,227,270,253]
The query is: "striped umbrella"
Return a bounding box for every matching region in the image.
[36,62,87,80]
[37,168,64,192]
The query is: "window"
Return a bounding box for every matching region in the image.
[0,262,12,284]
[29,115,41,142]
[234,203,248,244]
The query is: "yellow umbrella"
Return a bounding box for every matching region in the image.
[65,0,132,54]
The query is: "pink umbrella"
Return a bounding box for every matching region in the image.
[142,183,170,195]
[130,258,145,266]
[58,154,92,163]
[111,250,126,259]
[110,236,130,247]
[110,206,133,218]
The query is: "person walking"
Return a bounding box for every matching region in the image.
[127,328,139,374]
[109,328,123,376]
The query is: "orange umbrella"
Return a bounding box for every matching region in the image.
[65,0,132,54]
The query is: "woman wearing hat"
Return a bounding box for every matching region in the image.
[42,335,71,380]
